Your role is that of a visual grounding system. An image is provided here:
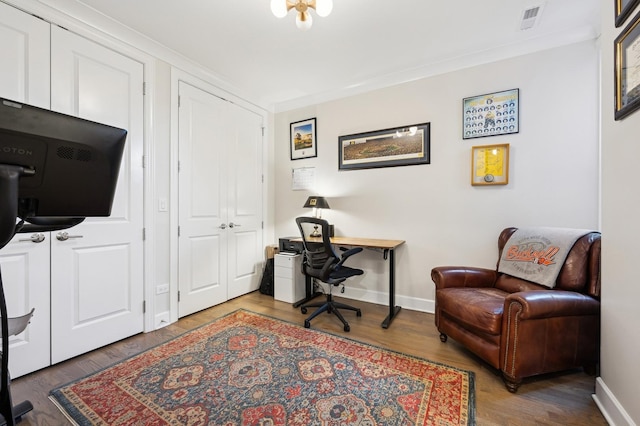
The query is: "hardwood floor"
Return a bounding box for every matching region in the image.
[10,291,607,425]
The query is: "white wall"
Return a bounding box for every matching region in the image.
[152,60,173,320]
[595,0,640,424]
[274,40,600,311]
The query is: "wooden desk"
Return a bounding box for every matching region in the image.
[292,236,405,328]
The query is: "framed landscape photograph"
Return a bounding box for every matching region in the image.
[338,122,430,170]
[615,10,640,120]
[463,89,519,140]
[290,118,317,160]
[471,143,509,186]
[616,0,640,27]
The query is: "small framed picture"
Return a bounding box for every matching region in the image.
[290,118,317,160]
[471,144,509,186]
[463,89,519,140]
[615,0,640,27]
[615,10,640,120]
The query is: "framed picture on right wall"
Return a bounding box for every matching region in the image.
[614,9,640,120]
[615,0,640,27]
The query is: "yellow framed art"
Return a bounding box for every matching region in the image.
[471,144,509,186]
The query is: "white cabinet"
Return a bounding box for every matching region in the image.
[274,254,306,303]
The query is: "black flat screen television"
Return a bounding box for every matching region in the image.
[0,97,127,219]
[0,97,127,246]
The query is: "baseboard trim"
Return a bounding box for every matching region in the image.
[338,287,435,314]
[593,377,636,426]
[154,311,171,330]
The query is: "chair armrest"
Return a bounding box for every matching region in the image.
[336,247,363,268]
[504,290,600,320]
[431,266,497,289]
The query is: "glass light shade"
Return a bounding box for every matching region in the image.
[314,0,333,17]
[296,10,312,30]
[270,0,288,18]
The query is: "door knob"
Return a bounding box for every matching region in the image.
[228,222,241,228]
[56,231,83,241]
[19,233,46,243]
[219,223,227,229]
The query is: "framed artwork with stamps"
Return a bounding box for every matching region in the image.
[463,89,519,140]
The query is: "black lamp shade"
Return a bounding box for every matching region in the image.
[303,196,330,209]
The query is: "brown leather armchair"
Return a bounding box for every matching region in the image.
[431,227,601,392]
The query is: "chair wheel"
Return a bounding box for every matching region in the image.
[344,324,350,332]
[301,307,307,314]
[304,320,311,328]
[439,333,448,342]
[356,310,362,317]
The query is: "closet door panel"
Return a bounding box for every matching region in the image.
[0,236,50,378]
[50,26,144,363]
[226,104,263,299]
[0,2,51,378]
[0,1,49,107]
[178,81,228,317]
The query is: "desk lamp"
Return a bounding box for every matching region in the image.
[303,196,330,237]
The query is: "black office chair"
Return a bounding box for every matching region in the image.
[296,217,364,332]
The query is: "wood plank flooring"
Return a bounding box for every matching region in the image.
[10,291,607,425]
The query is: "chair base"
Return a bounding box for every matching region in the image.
[301,294,361,332]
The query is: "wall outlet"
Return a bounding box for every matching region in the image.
[156,283,169,294]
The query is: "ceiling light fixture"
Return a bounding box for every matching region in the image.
[270,0,333,31]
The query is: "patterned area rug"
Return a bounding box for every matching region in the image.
[50,309,475,425]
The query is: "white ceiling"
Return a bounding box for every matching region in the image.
[48,0,600,111]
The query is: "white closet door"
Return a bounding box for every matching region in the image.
[0,2,51,378]
[0,236,50,378]
[178,81,228,316]
[226,104,263,299]
[0,1,50,107]
[49,26,144,363]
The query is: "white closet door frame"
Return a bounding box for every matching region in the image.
[169,68,268,323]
[1,0,166,334]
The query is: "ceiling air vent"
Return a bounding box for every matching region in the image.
[520,5,544,30]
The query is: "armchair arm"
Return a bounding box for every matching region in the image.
[501,290,601,388]
[504,290,600,320]
[431,266,497,289]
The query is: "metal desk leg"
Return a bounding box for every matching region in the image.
[381,248,401,328]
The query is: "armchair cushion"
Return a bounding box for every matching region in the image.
[437,288,508,335]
